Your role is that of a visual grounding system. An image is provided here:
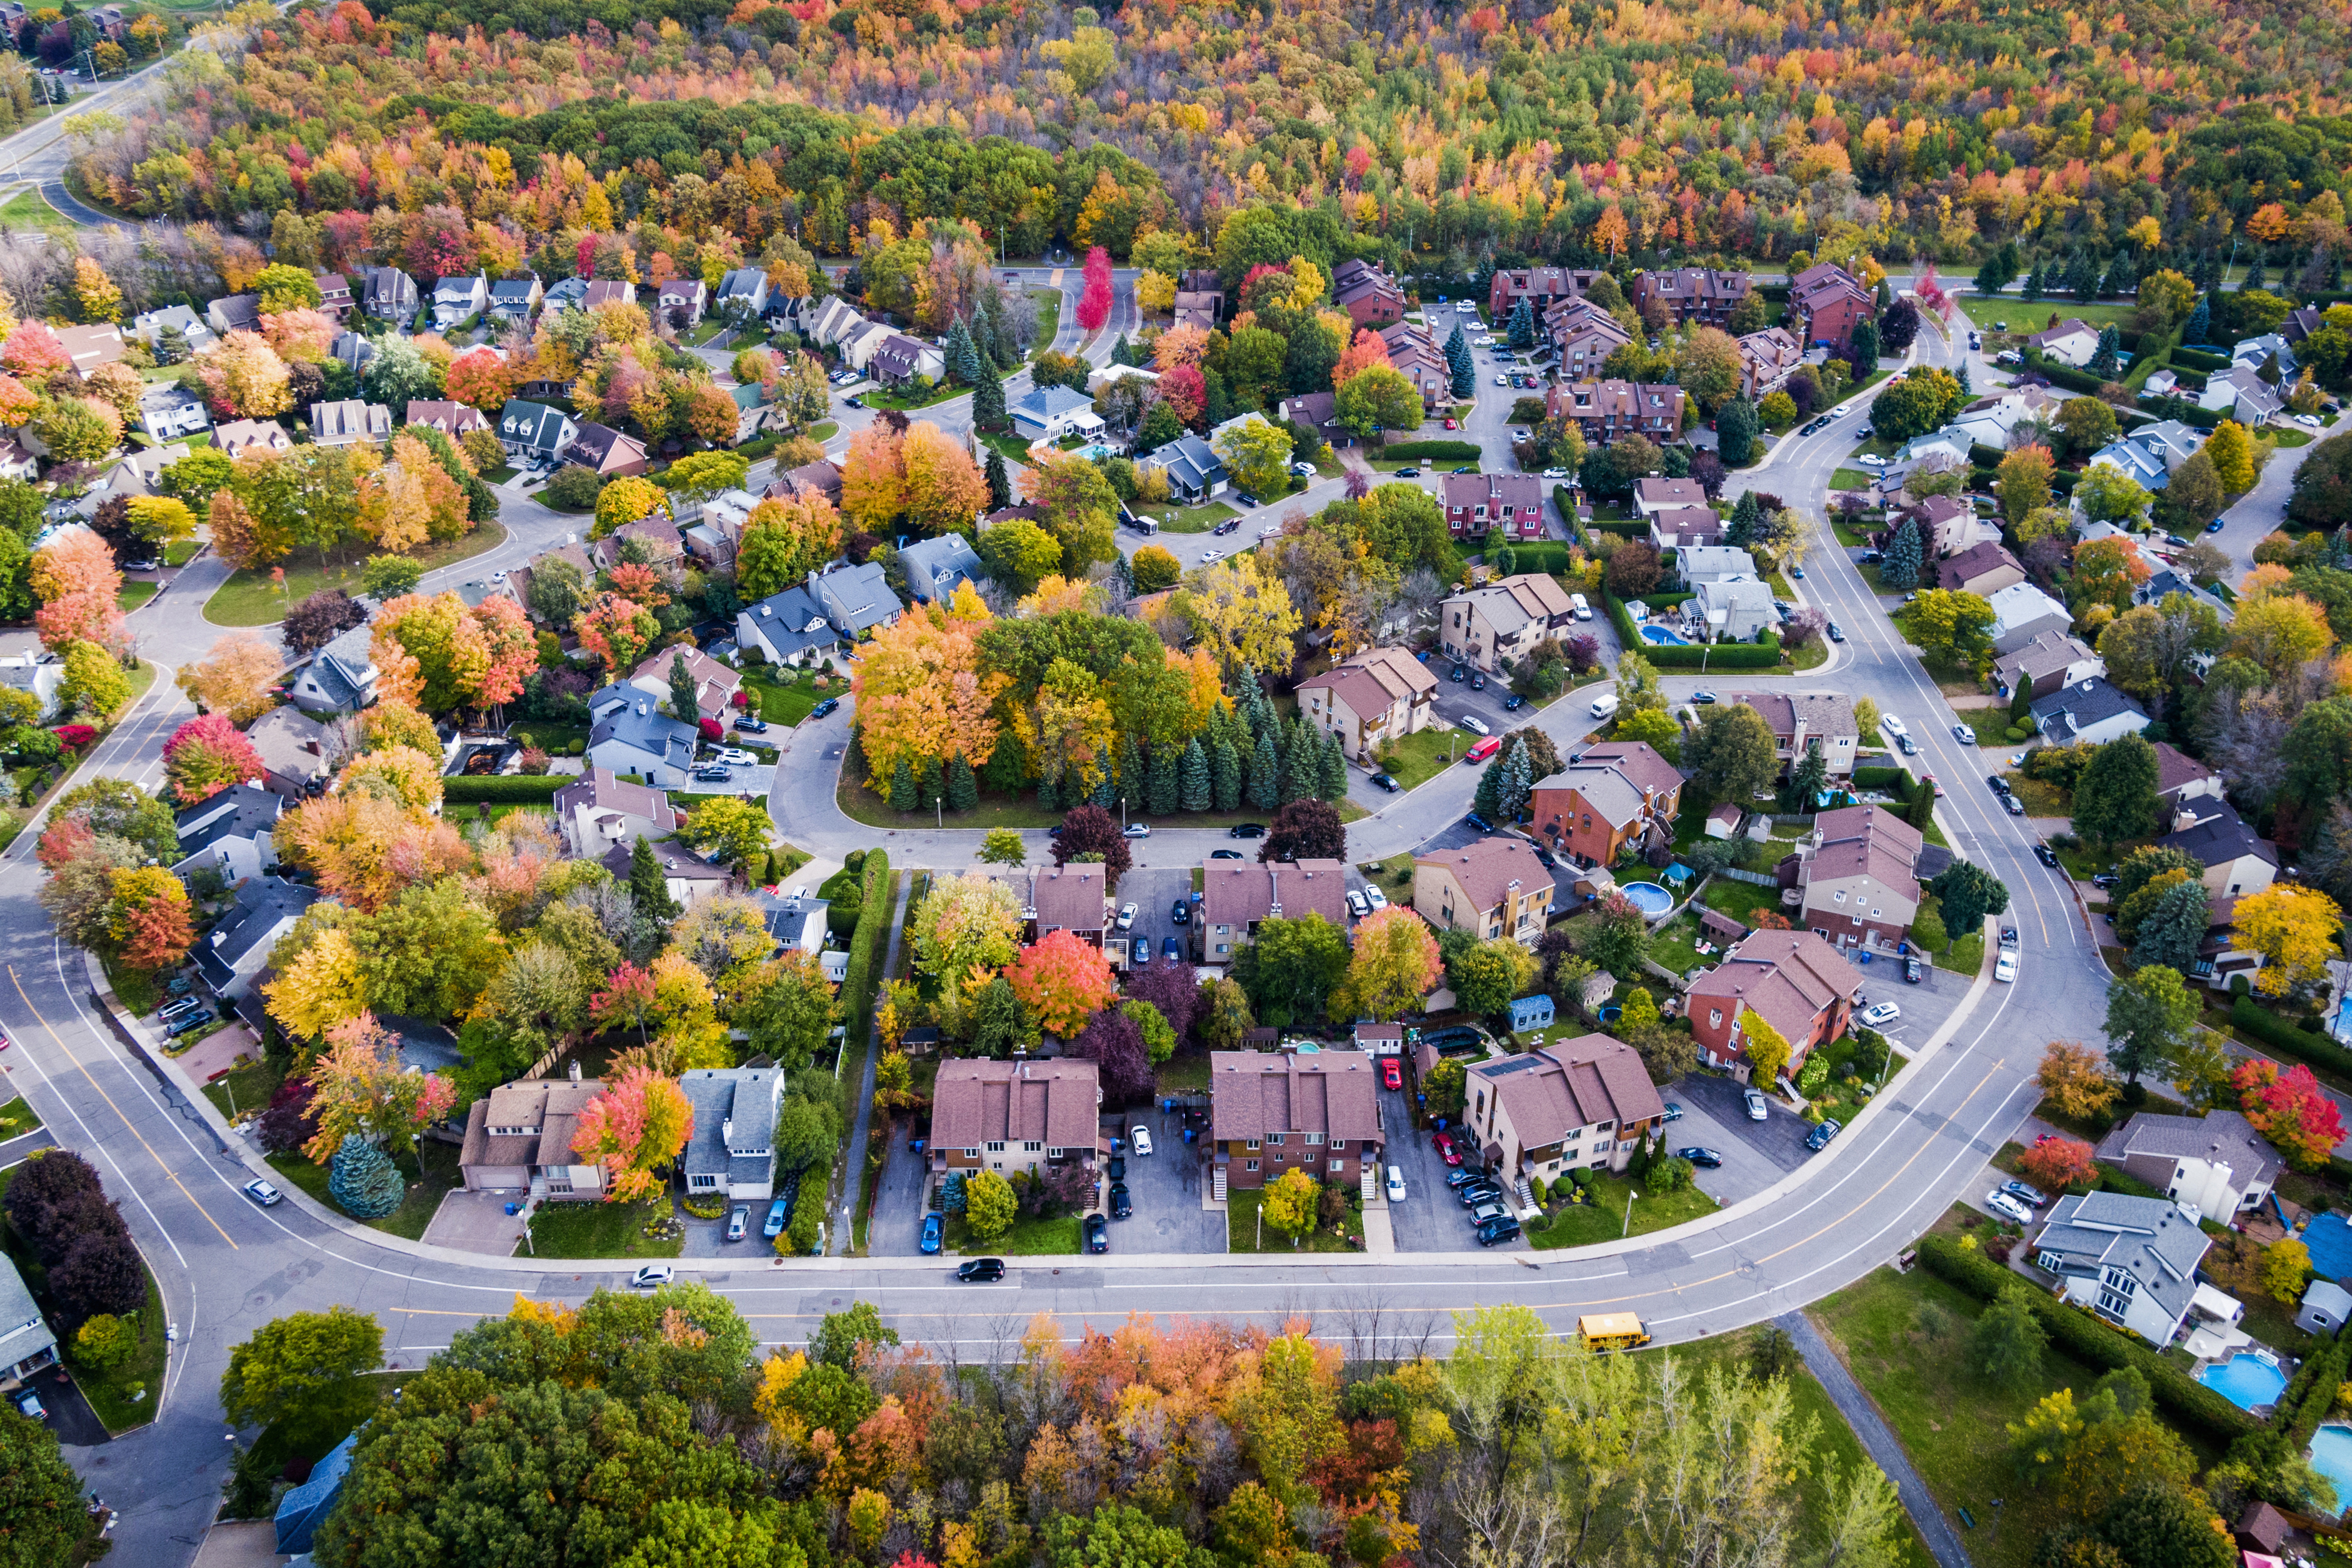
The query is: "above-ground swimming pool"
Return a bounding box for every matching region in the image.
[1639,626,1691,645]
[2198,1353,2288,1410]
[2311,1425,2352,1500]
[1619,881,1675,918]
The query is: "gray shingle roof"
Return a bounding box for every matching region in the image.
[194,878,318,989]
[2095,1109,2281,1188]
[678,1066,785,1182]
[897,532,983,602]
[2035,1190,2210,1328]
[2028,677,2147,740]
[175,784,281,858]
[2158,803,2278,871]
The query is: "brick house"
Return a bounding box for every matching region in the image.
[1412,838,1554,949]
[1736,327,1805,400]
[1199,860,1350,964]
[1785,803,1925,952]
[1330,258,1406,327]
[1788,263,1875,355]
[1488,266,1609,320]
[1545,378,1686,443]
[1463,1033,1665,1187]
[928,1058,1101,1181]
[1545,299,1632,380]
[1633,267,1752,328]
[1296,646,1437,763]
[1686,930,1864,1080]
[1439,573,1578,674]
[1440,470,1544,540]
[1208,1048,1384,1193]
[1527,741,1683,869]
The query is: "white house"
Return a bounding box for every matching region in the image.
[1138,432,1227,502]
[869,334,946,389]
[585,695,699,788]
[172,784,281,883]
[2033,1192,2213,1348]
[552,766,679,859]
[1011,385,1104,444]
[735,584,841,666]
[837,320,897,373]
[2095,1109,2281,1220]
[128,303,215,359]
[1682,578,1776,643]
[0,652,64,719]
[432,274,489,328]
[2027,676,2150,747]
[2027,318,2103,367]
[140,384,211,441]
[288,622,377,717]
[1676,545,1757,586]
[716,267,771,321]
[2199,365,2284,427]
[1986,580,2074,654]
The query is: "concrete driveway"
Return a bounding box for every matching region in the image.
[422,1189,531,1256]
[867,1136,937,1259]
[680,764,776,797]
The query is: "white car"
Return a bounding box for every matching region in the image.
[1986,1191,2034,1224]
[1385,1164,1407,1203]
[1743,1088,1769,1121]
[1290,461,1316,477]
[630,1265,676,1289]
[1364,884,1388,911]
[712,748,755,766]
[1201,549,1226,563]
[242,1179,283,1207]
[1130,1125,1154,1157]
[1123,823,1151,838]
[1995,949,2018,984]
[1116,902,1138,931]
[1542,467,1569,478]
[2298,414,2324,429]
[1858,1002,1902,1029]
[1831,403,1852,418]
[1346,889,1370,918]
[1259,525,1282,539]
[1857,454,1888,468]
[1494,374,1508,386]
[1879,714,1908,739]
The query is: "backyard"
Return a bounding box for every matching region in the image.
[206,526,508,627]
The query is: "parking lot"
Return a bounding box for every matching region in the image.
[867,1137,935,1257]
[1383,1078,1529,1252]
[1115,866,1198,969]
[1108,1105,1225,1254]
[1667,1073,1815,1185]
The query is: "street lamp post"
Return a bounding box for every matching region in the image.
[1622,1188,1637,1238]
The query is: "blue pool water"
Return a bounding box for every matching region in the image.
[2335,995,2352,1042]
[1620,881,1674,918]
[2311,1425,2352,1501]
[1640,626,1691,645]
[2198,1354,2288,1409]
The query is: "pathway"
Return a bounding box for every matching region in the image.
[832,870,910,1255]
[1778,1310,1973,1568]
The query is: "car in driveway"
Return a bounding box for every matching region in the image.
[1370,772,1400,791]
[1365,884,1387,911]
[1458,1181,1505,1208]
[1084,1214,1109,1253]
[919,1212,943,1253]
[631,1265,675,1289]
[2002,1180,2049,1209]
[1433,1130,1463,1165]
[711,747,756,766]
[727,1205,751,1242]
[1464,811,1493,832]
[13,1388,46,1422]
[733,714,769,733]
[1162,935,1183,962]
[957,1257,1006,1281]
[1987,1191,2034,1224]
[1385,1164,1407,1202]
[1904,956,1924,983]
[1116,902,1138,930]
[1804,1119,1843,1151]
[1229,822,1267,838]
[1743,1088,1769,1121]
[1109,1182,1132,1218]
[691,765,732,783]
[1676,1147,1724,1167]
[809,697,840,719]
[243,1178,283,1207]
[1171,899,1191,926]
[1130,1125,1154,1156]
[1381,1056,1402,1090]
[1662,1102,1682,1121]
[1466,1199,1511,1227]
[764,1199,788,1238]
[1346,889,1370,919]
[1858,1001,1901,1028]
[1476,1216,1522,1245]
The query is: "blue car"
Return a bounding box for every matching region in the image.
[763,1199,788,1239]
[920,1212,943,1254]
[1789,564,1806,579]
[1163,936,1183,962]
[1465,811,1493,832]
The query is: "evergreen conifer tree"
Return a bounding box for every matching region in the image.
[918,753,945,809]
[1091,772,1115,808]
[1881,516,1924,591]
[2022,261,2046,300]
[2010,672,2037,725]
[1508,297,1535,348]
[983,448,1011,510]
[1319,731,1349,800]
[1474,753,1507,820]
[970,294,1000,364]
[1849,318,1879,379]
[629,835,680,922]
[1247,729,1281,809]
[1110,333,1135,366]
[1178,736,1211,812]
[2183,294,2211,344]
[948,751,979,811]
[1147,744,1179,815]
[973,372,1008,432]
[2242,257,2267,293]
[2088,326,2121,379]
[981,738,1025,794]
[1211,736,1242,811]
[1117,734,1144,806]
[1778,742,1828,814]
[1036,772,1060,812]
[1728,489,1764,546]
[891,757,919,811]
[1956,362,1972,395]
[945,318,983,385]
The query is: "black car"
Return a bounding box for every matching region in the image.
[809,697,840,720]
[1903,956,1924,983]
[2091,872,2120,890]
[1370,772,1400,792]
[844,395,864,408]
[1674,1147,1724,1168]
[1444,1166,1483,1189]
[1530,844,1557,870]
[1395,467,1420,478]
[1107,1154,1126,1182]
[2001,1179,2049,1208]
[957,1257,1006,1281]
[1171,900,1190,926]
[1229,822,1267,838]
[1469,672,1486,691]
[1213,519,1241,535]
[1451,465,1477,474]
[2035,844,2061,868]
[1988,774,2010,794]
[1503,693,1523,710]
[1234,492,1259,508]
[1458,1181,1505,1208]
[1826,622,1845,642]
[1084,1214,1109,1253]
[1804,1119,1843,1152]
[734,714,769,733]
[1211,848,1245,858]
[1465,811,1493,832]
[1475,1217,1522,1246]
[1109,1182,1132,1218]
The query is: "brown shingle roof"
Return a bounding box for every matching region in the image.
[2153,741,2220,799]
[1572,741,1683,800]
[1468,1033,1664,1145]
[930,1058,1100,1151]
[1200,859,1349,930]
[459,1078,604,1171]
[1208,1050,1383,1145]
[1686,930,1863,1049]
[1031,862,1108,935]
[1417,837,1552,914]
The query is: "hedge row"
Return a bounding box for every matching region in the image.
[2230,996,2352,1080]
[442,775,569,802]
[1376,439,1482,461]
[2171,345,2231,375]
[1917,1233,2260,1442]
[1600,589,1786,668]
[1852,765,1910,790]
[835,849,895,1062]
[1492,540,1575,574]
[2034,359,2111,396]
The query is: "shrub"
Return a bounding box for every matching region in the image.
[442,775,567,802]
[2233,997,2352,1079]
[542,464,604,510]
[73,1313,136,1372]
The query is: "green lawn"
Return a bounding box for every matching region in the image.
[975,428,1034,465]
[1964,296,2145,333]
[1647,912,1707,979]
[206,525,508,627]
[164,540,202,567]
[1941,930,1985,976]
[100,952,166,1019]
[838,768,1364,831]
[1228,1187,1358,1253]
[520,1196,684,1259]
[1962,708,2025,746]
[1156,1053,1212,1094]
[1528,1170,1722,1248]
[944,1212,1081,1256]
[266,1141,464,1242]
[118,580,158,612]
[1377,724,1471,791]
[0,186,73,236]
[2005,771,2069,817]
[0,1096,41,1141]
[1153,501,1238,534]
[1032,293,1061,352]
[1829,468,1873,490]
[200,1058,282,1124]
[741,667,834,727]
[509,721,588,753]
[1696,876,1782,925]
[861,379,971,414]
[481,464,519,483]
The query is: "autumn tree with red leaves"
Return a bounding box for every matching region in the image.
[1077,245,1112,332]
[1007,928,1119,1039]
[163,713,266,804]
[572,1064,695,1202]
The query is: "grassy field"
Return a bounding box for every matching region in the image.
[206,525,507,626]
[1377,725,1471,791]
[1228,1188,1356,1253]
[741,666,836,727]
[1153,500,1238,534]
[1529,1170,1723,1247]
[118,580,158,612]
[945,1212,1081,1255]
[0,186,73,236]
[1964,296,2143,334]
[1033,293,1061,352]
[521,1196,684,1259]
[265,1140,462,1242]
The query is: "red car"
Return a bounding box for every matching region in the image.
[1443,417,1458,430]
[1380,1056,1402,1090]
[1433,1130,1462,1166]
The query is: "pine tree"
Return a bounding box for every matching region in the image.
[1091,772,1115,808]
[2183,294,2211,344]
[1178,736,1211,812]
[2088,326,2121,379]
[890,757,919,811]
[1474,753,1506,820]
[1881,516,1924,591]
[970,294,999,363]
[945,317,983,386]
[948,751,979,811]
[329,1140,404,1219]
[1727,489,1764,546]
[629,835,680,922]
[1778,742,1828,814]
[973,372,1008,432]
[2022,261,2044,301]
[918,753,945,809]
[667,651,699,723]
[982,737,1026,794]
[1508,297,1535,349]
[1956,361,1972,396]
[1247,728,1281,809]
[1319,730,1349,800]
[2010,672,2037,726]
[1849,318,1879,379]
[1110,333,1135,367]
[1146,744,1179,815]
[1117,733,1144,807]
[2242,256,2267,293]
[1036,772,1060,812]
[1211,737,1241,811]
[2066,249,2098,299]
[1497,739,1533,820]
[982,449,1011,513]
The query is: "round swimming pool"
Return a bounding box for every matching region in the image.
[1640,626,1691,645]
[1620,881,1674,918]
[2197,1353,2288,1410]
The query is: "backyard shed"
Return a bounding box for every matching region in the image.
[1508,995,1556,1032]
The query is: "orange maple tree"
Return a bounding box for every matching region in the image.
[1007,929,1120,1039]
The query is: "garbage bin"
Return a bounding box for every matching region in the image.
[504,1203,518,1215]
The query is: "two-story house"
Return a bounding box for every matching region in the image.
[2095,1110,2281,1220]
[1676,545,1757,586]
[1439,573,1578,675]
[552,766,679,859]
[206,293,261,338]
[1440,470,1544,540]
[140,383,211,442]
[1487,266,1609,319]
[626,646,741,724]
[486,275,543,329]
[431,273,489,328]
[716,267,771,321]
[1295,646,1437,764]
[870,333,947,389]
[401,399,494,441]
[1208,1046,1383,1196]
[1547,379,1686,444]
[1329,258,1406,327]
[1023,862,1112,948]
[309,399,394,447]
[2033,1192,2213,1347]
[245,706,334,797]
[194,878,318,1002]
[1463,1033,1666,1191]
[679,1066,786,1200]
[362,266,420,323]
[1736,327,1804,400]
[2156,802,2280,901]
[1787,262,1874,354]
[172,784,282,883]
[1786,803,1925,952]
[813,561,903,640]
[562,421,650,478]
[498,399,578,467]
[1545,298,1632,381]
[1526,741,1683,869]
[928,1058,1100,1182]
[1685,929,1863,1080]
[1632,476,1709,522]
[2028,677,2151,748]
[586,696,700,788]
[1988,581,2075,655]
[458,1072,607,1199]
[736,583,843,667]
[1992,631,2104,701]
[1413,838,1554,949]
[288,623,377,718]
[1727,691,1858,779]
[898,532,986,604]
[213,419,293,462]
[1936,540,2026,597]
[1683,579,1776,643]
[656,276,708,329]
[1199,860,1350,964]
[597,839,729,907]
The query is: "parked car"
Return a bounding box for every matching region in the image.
[1229,822,1267,838]
[1995,949,2018,983]
[1084,1214,1109,1253]
[957,1257,1006,1282]
[1163,936,1183,962]
[1662,1103,1683,1122]
[764,1199,788,1238]
[1381,1057,1402,1090]
[808,697,840,720]
[1433,1130,1462,1166]
[712,747,756,766]
[1464,811,1493,832]
[1986,1191,2034,1224]
[631,1265,676,1289]
[1116,902,1138,930]
[1370,772,1400,792]
[1804,1119,1843,1152]
[1743,1088,1769,1121]
[1858,1002,1902,1028]
[167,1011,213,1038]
[1897,735,1918,756]
[1109,1183,1133,1218]
[242,1178,283,1207]
[1458,1181,1505,1208]
[734,714,769,733]
[1346,889,1370,918]
[1123,822,1151,838]
[1903,956,1924,984]
[12,1388,44,1422]
[1210,848,1245,859]
[1475,1216,1522,1246]
[727,1205,751,1242]
[919,1212,943,1253]
[2002,1180,2049,1209]
[1880,714,1908,739]
[2035,844,2061,867]
[691,765,732,783]
[1676,1146,1724,1167]
[1503,693,1523,710]
[1130,1125,1154,1157]
[2007,794,2025,815]
[1951,723,1972,743]
[1827,622,1845,642]
[1385,1165,1407,1202]
[1365,885,1388,911]
[1691,690,1718,705]
[1466,1199,1511,1227]
[1469,672,1487,690]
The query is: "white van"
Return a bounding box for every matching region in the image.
[1590,694,1620,721]
[1569,593,1593,621]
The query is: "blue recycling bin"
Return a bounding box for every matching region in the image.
[504,1203,518,1215]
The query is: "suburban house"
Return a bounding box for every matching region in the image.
[1330,258,1406,327]
[813,561,902,639]
[213,418,294,461]
[802,296,864,348]
[1988,581,2076,654]
[678,1065,786,1200]
[1378,320,1452,408]
[2156,802,2279,900]
[1199,860,1350,964]
[194,878,319,1001]
[592,516,684,574]
[1992,631,2104,699]
[1682,579,1776,643]
[770,459,843,507]
[1903,494,1979,558]
[1010,385,1105,445]
[1527,741,1683,869]
[1208,1048,1384,1196]
[2026,318,2103,367]
[0,652,62,719]
[2237,332,2299,375]
[1676,544,1757,585]
[140,383,210,441]
[1439,573,1578,674]
[1634,267,1752,327]
[598,839,729,907]
[1487,265,1608,318]
[0,436,27,484]
[72,446,186,518]
[1547,299,1632,380]
[288,623,377,717]
[1936,540,2026,596]
[1441,470,1544,540]
[172,784,282,883]
[486,275,543,327]
[129,303,215,357]
[562,422,649,478]
[2088,420,2204,492]
[329,332,375,378]
[2095,1109,2281,1218]
[206,293,261,336]
[552,767,679,859]
[1686,929,1864,1079]
[2201,365,2285,427]
[2033,1192,2213,1347]
[655,276,708,327]
[728,383,769,444]
[1736,327,1804,399]
[432,273,489,327]
[898,532,985,604]
[401,400,494,441]
[627,645,741,723]
[1649,505,1725,550]
[1786,803,1925,952]
[1172,288,1222,332]
[870,333,947,389]
[1137,432,1228,502]
[1413,837,1554,949]
[245,706,334,796]
[587,696,700,788]
[0,1253,56,1390]
[1632,477,1708,520]
[53,323,124,374]
[1463,1034,1666,1192]
[1547,379,1686,443]
[539,276,590,314]
[764,890,831,959]
[1009,862,1111,951]
[1295,645,1437,763]
[309,399,393,447]
[736,584,842,666]
[928,1058,1100,1182]
[2134,568,2234,625]
[2028,677,2151,748]
[362,266,420,322]
[458,1075,606,1199]
[498,399,578,466]
[1787,262,1875,353]
[578,281,637,314]
[837,320,898,372]
[2154,742,2225,815]
[716,267,771,320]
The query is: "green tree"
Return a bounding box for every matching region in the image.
[1971,1283,2049,1391]
[807,1299,901,1370]
[1779,742,1830,814]
[1230,912,1349,1027]
[1715,398,1759,467]
[963,1169,1016,1239]
[1211,414,1295,502]
[0,1404,89,1567]
[1259,1167,1321,1244]
[979,827,1026,866]
[1880,516,1924,591]
[2104,964,2200,1085]
[2072,734,2160,848]
[1447,936,1538,1016]
[1686,703,1779,803]
[1333,364,1423,441]
[629,835,681,922]
[2131,877,2211,973]
[1928,861,2010,945]
[219,1306,384,1429]
[1909,589,1998,675]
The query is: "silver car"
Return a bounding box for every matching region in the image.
[1466,1199,1510,1227]
[1743,1088,1769,1121]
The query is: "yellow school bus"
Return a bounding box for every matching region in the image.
[1577,1313,1652,1352]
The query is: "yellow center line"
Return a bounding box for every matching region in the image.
[10,965,236,1249]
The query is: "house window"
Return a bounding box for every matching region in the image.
[690,1173,718,1190]
[964,1148,979,1158]
[1305,1132,1324,1146]
[1833,890,1847,904]
[1331,1140,1345,1152]
[1709,1009,1723,1027]
[1245,1139,1260,1151]
[1022,1141,1043,1153]
[1267,1133,1285,1146]
[985,1140,1006,1152]
[2096,1290,2132,1321]
[1330,1158,1344,1172]
[1246,1160,1259,1172]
